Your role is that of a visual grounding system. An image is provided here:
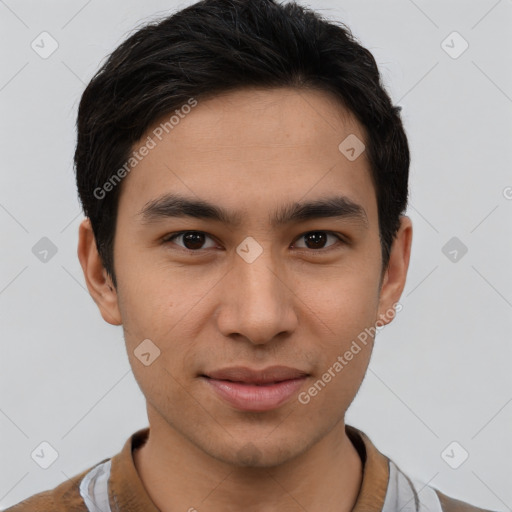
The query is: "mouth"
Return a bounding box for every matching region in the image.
[200,366,309,412]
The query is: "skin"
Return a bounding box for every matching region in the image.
[78,87,412,512]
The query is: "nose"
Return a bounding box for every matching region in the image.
[216,245,298,345]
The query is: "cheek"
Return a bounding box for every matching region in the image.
[115,248,189,330]
[115,261,213,372]
[299,279,378,412]
[117,280,200,402]
[299,259,381,338]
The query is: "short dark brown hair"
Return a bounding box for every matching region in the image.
[75,0,409,288]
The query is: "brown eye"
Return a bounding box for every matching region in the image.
[164,231,217,251]
[294,231,342,250]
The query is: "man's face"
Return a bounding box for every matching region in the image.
[92,87,407,467]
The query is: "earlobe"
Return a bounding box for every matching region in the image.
[377,216,413,326]
[77,218,122,326]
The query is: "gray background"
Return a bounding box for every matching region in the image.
[1,0,511,510]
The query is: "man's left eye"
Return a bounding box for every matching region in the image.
[293,231,343,250]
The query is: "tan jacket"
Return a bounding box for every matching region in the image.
[5,425,495,511]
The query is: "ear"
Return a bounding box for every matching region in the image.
[376,216,412,326]
[77,218,122,326]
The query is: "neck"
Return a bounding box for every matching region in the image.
[133,416,363,512]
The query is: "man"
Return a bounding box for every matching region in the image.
[6,0,496,510]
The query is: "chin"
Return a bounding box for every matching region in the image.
[207,436,304,469]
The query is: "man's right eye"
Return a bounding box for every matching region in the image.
[162,231,219,251]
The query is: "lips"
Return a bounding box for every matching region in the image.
[203,365,309,384]
[201,366,309,411]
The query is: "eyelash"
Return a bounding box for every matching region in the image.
[161,230,347,254]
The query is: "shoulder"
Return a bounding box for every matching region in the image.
[386,458,497,512]
[348,424,497,512]
[3,459,109,512]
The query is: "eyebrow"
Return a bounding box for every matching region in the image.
[138,192,368,228]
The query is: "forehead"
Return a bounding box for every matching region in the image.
[117,87,376,226]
